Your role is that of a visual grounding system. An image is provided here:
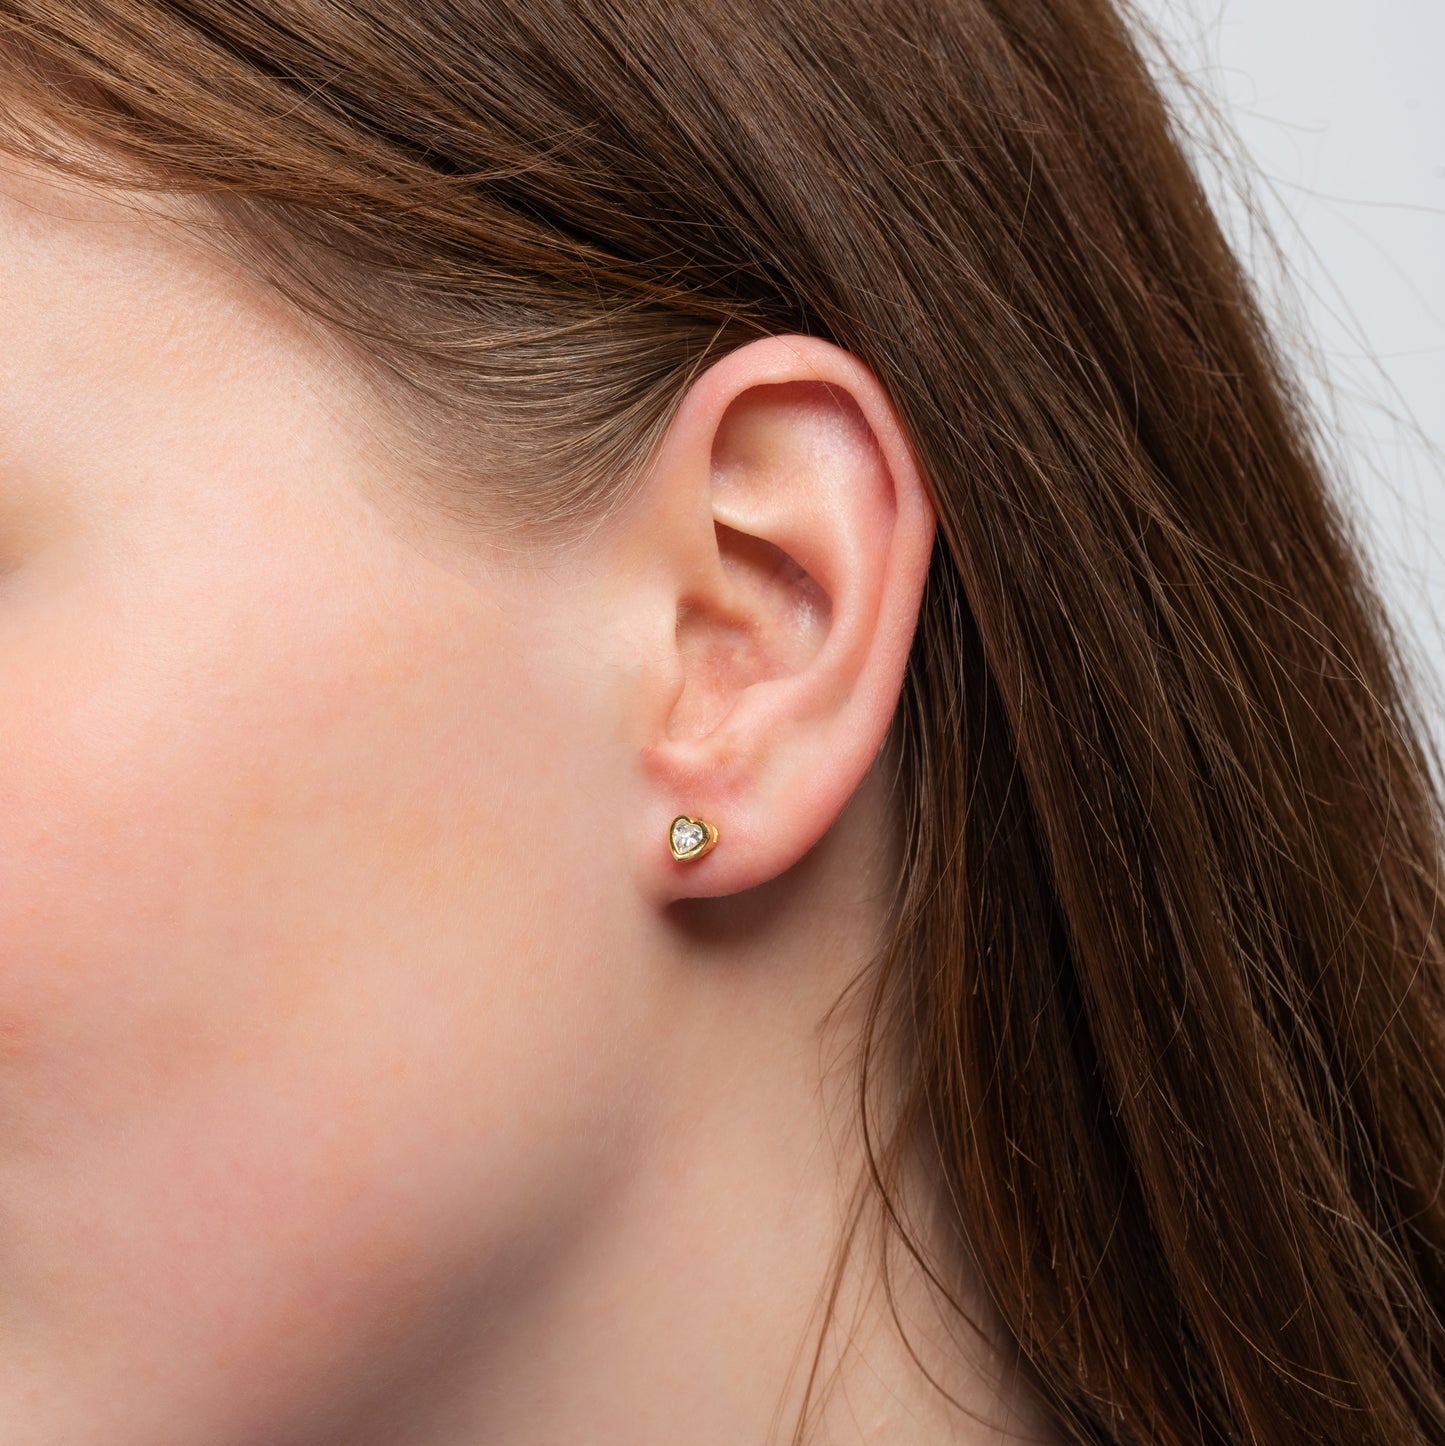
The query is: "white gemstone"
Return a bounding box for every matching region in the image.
[672,819,705,853]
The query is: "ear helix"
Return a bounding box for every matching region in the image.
[668,813,719,862]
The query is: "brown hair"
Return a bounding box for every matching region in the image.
[2,1,1442,1440]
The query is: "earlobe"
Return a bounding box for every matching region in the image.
[623,334,936,906]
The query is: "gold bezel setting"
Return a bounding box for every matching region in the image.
[669,814,719,862]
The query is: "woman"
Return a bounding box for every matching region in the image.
[0,1,1439,1442]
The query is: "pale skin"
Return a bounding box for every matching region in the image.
[0,153,1062,1444]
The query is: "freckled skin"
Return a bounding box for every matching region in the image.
[0,158,653,1444]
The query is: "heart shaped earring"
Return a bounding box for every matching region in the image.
[669,813,719,862]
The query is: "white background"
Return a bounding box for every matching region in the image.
[1128,0,1445,749]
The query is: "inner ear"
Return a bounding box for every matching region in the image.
[669,521,832,743]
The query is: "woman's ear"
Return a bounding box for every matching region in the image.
[617,333,937,905]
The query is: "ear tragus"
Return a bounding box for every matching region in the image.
[667,520,831,744]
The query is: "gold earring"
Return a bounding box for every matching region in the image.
[669,813,719,862]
